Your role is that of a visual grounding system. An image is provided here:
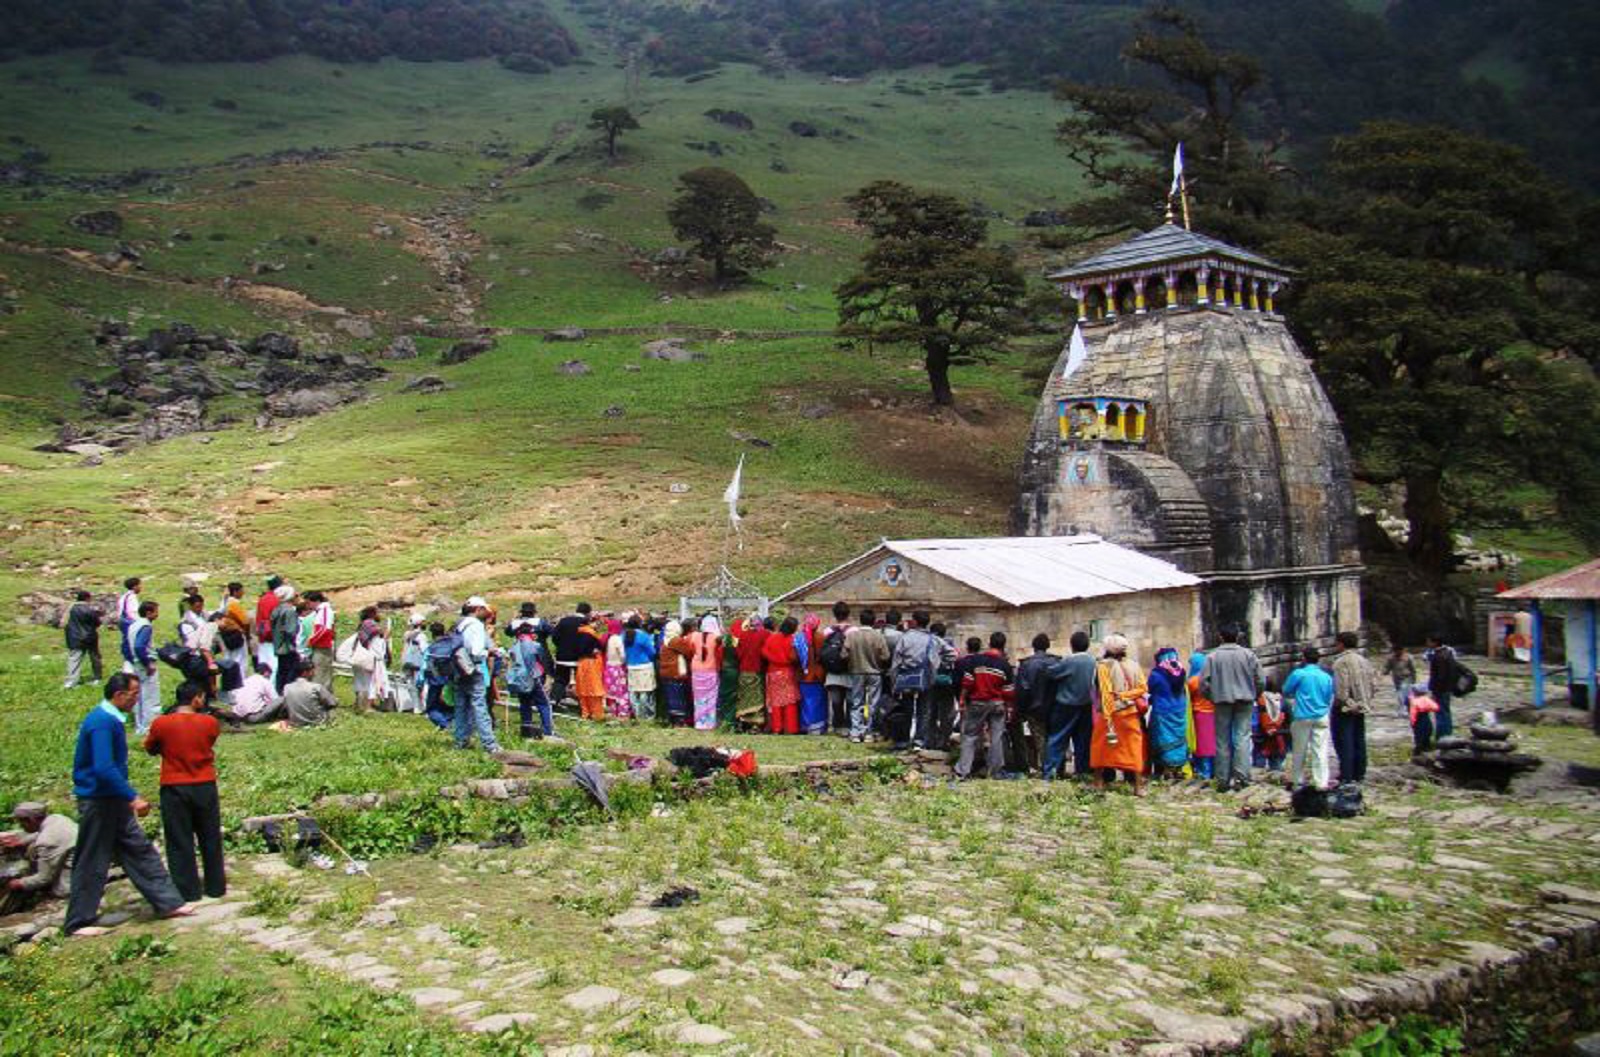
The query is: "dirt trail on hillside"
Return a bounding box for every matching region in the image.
[404,120,578,327]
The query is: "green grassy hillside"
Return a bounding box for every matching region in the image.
[0,42,1079,627]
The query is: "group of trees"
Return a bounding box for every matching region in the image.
[0,0,577,65]
[1053,7,1600,576]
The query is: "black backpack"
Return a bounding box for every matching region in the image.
[819,626,850,675]
[1453,661,1479,697]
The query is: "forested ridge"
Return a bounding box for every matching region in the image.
[0,0,577,67]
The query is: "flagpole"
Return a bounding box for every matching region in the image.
[1180,172,1191,231]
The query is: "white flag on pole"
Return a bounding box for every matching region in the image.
[1169,142,1185,200]
[1061,322,1089,380]
[723,454,745,544]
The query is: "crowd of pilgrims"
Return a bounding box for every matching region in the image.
[70,575,1465,794]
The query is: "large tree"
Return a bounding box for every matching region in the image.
[1276,121,1600,575]
[1054,5,1288,244]
[665,167,777,284]
[836,181,1026,407]
[587,105,639,159]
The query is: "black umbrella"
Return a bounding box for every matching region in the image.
[570,749,613,818]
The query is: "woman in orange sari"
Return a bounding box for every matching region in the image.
[575,619,608,721]
[1090,634,1148,795]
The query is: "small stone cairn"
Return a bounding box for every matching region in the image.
[1430,711,1541,792]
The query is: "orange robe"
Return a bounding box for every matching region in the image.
[575,628,607,720]
[1090,657,1147,773]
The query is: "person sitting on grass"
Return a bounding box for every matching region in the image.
[283,658,338,729]
[0,802,77,917]
[144,680,226,903]
[217,662,283,726]
[64,672,193,937]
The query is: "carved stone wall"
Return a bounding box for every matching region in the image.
[1014,306,1362,660]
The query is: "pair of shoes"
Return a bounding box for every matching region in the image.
[849,734,864,743]
[892,742,911,752]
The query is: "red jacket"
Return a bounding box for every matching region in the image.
[761,631,797,671]
[733,621,768,673]
[960,650,1016,705]
[254,592,278,640]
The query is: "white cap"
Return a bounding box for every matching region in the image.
[465,596,488,610]
[409,612,426,625]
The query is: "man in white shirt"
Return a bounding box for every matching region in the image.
[221,663,284,724]
[453,597,499,754]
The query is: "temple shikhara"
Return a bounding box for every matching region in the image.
[1013,223,1362,667]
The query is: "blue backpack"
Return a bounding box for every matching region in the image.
[426,632,467,684]
[506,638,545,694]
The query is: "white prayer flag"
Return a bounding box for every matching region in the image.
[1061,323,1089,380]
[1169,142,1185,199]
[723,454,745,532]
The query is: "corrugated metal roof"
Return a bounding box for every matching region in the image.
[1048,223,1288,281]
[778,535,1202,608]
[1497,558,1600,600]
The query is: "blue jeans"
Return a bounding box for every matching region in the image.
[424,683,451,729]
[1042,702,1092,778]
[516,685,554,736]
[453,673,499,752]
[1434,692,1454,738]
[1213,701,1254,786]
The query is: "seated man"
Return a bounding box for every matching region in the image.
[283,659,338,728]
[0,802,78,916]
[217,663,284,726]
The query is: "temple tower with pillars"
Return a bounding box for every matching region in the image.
[1012,223,1362,667]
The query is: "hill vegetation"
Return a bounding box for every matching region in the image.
[0,0,578,67]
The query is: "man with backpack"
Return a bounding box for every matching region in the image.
[453,597,500,754]
[886,612,950,752]
[819,602,854,734]
[507,619,553,739]
[1425,633,1463,738]
[421,622,454,729]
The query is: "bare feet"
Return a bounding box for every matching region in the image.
[68,926,111,938]
[159,904,196,919]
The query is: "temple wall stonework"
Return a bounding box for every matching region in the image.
[1014,305,1362,664]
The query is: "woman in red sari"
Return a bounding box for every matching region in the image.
[761,616,802,734]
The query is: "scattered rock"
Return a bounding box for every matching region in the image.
[601,405,625,418]
[470,1012,537,1034]
[265,387,357,418]
[408,987,464,1009]
[642,338,705,363]
[676,1023,734,1046]
[70,210,123,236]
[544,327,586,342]
[799,403,834,420]
[651,968,696,988]
[380,335,419,360]
[728,430,774,449]
[832,969,870,990]
[788,120,820,137]
[1023,209,1068,228]
[884,915,946,938]
[441,338,495,365]
[333,317,376,340]
[557,360,591,376]
[608,908,662,931]
[712,917,752,936]
[705,108,754,130]
[561,984,622,1013]
[402,375,450,394]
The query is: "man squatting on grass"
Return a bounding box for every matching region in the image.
[65,672,195,936]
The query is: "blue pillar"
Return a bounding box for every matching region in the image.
[1588,600,1598,720]
[1531,601,1545,709]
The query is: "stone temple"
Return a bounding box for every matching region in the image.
[1012,223,1362,667]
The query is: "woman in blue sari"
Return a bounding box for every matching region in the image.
[1147,647,1192,779]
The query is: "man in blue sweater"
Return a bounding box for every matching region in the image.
[64,672,192,937]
